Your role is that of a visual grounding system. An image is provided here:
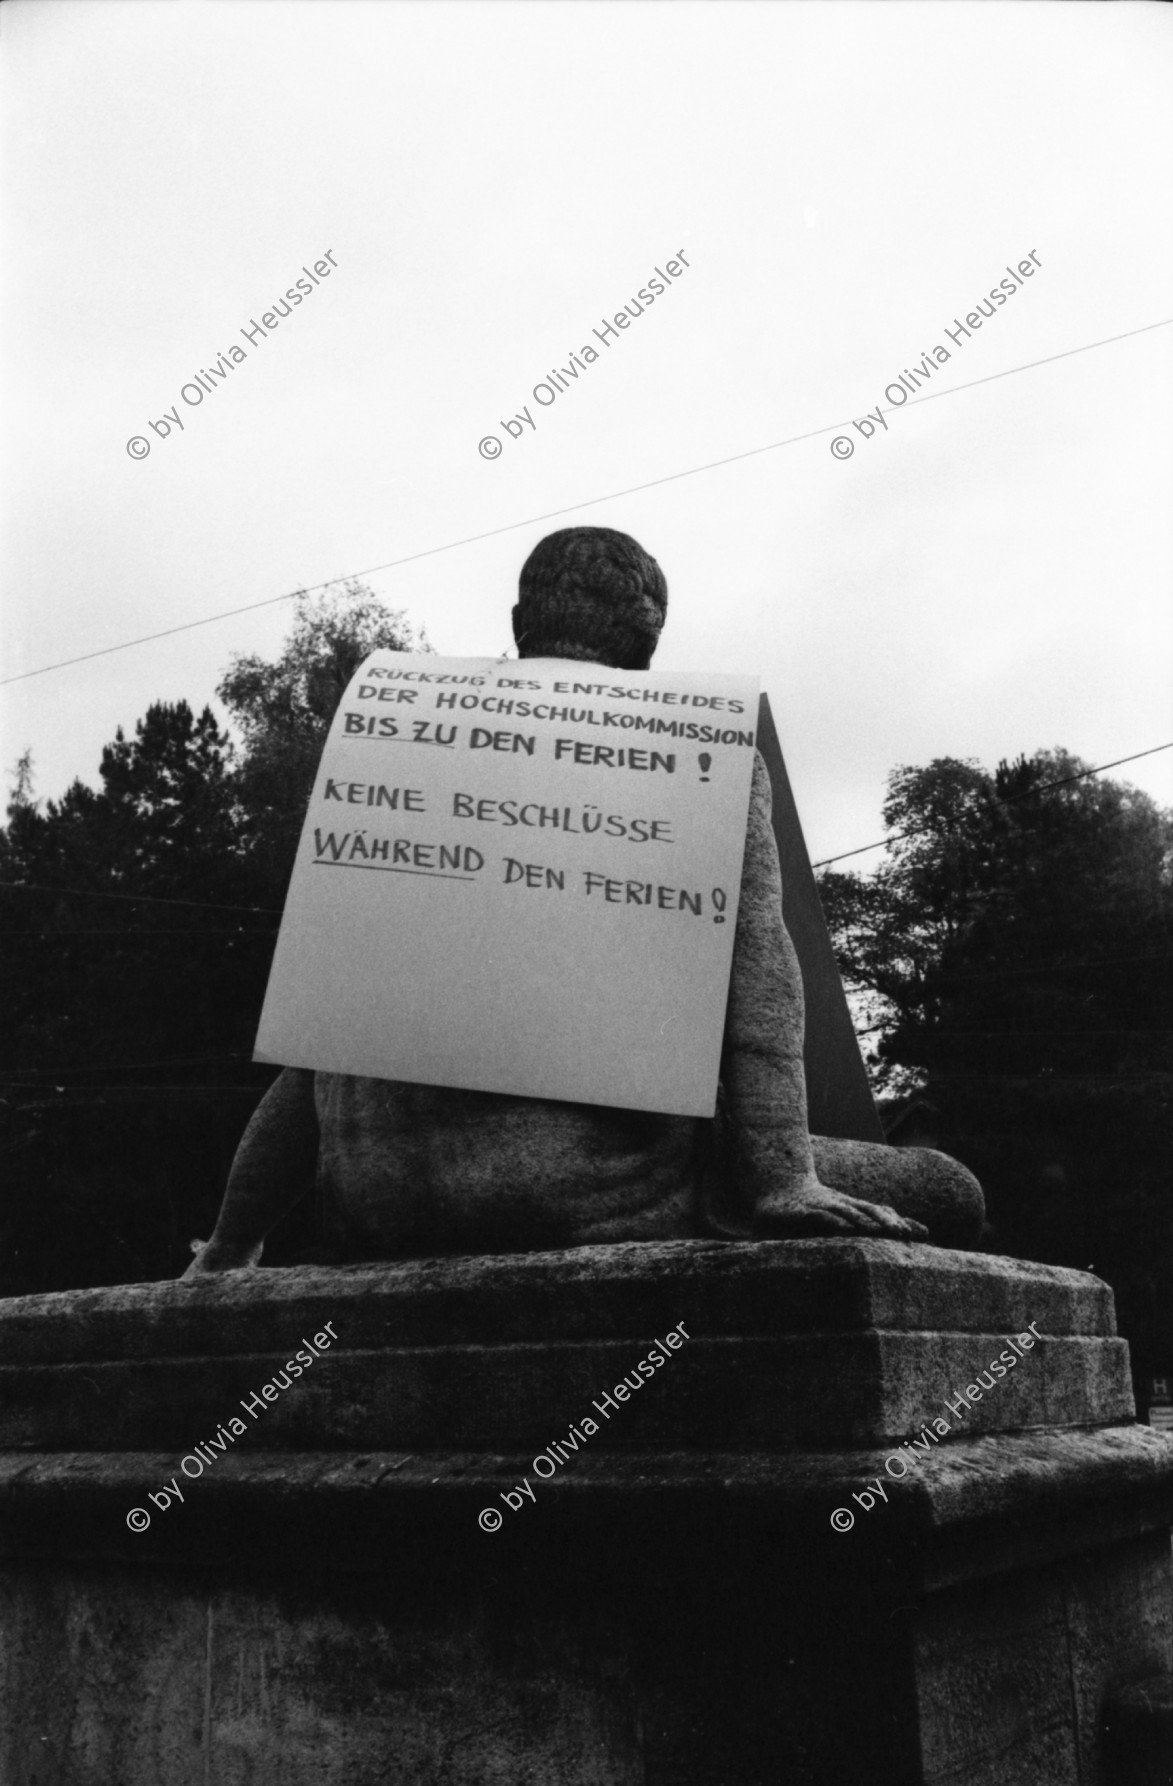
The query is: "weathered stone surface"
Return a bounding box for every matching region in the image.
[0,1560,646,1786]
[2,1432,1172,1785]
[754,694,883,1145]
[0,1329,1135,1455]
[811,1135,985,1249]
[2,1239,1170,1785]
[1103,1673,1173,1786]
[914,1532,1173,1786]
[4,1429,1173,1583]
[0,1242,1131,1455]
[0,1237,1118,1363]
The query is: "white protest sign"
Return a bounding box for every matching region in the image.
[255,653,759,1116]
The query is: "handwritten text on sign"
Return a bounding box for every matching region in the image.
[255,654,760,1116]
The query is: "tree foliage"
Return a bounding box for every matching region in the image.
[0,582,421,1294]
[218,581,427,901]
[820,750,1173,1376]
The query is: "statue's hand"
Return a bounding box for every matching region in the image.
[179,1236,265,1283]
[751,1179,928,1241]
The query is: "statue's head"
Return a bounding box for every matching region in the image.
[512,527,667,670]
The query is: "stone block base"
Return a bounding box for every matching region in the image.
[2,1240,1172,1785]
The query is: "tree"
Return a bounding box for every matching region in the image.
[0,582,425,1294]
[0,706,271,1291]
[218,580,428,901]
[819,750,1173,1378]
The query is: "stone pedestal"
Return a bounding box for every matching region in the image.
[1,1239,1171,1785]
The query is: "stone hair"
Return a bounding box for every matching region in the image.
[513,526,668,671]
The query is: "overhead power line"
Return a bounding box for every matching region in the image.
[921,1070,1172,1084]
[1,1083,265,1093]
[0,881,282,914]
[870,947,1173,990]
[927,1029,1173,1037]
[0,927,279,937]
[2,1050,257,1079]
[7,957,1168,1084]
[2,740,1170,921]
[813,744,1173,869]
[8,1072,1168,1103]
[5,1085,266,1100]
[4,317,1169,688]
[849,950,1173,1040]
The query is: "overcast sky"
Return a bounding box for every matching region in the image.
[3,0,1170,869]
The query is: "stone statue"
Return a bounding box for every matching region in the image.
[183,527,982,1280]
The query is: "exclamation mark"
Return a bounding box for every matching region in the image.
[698,753,711,781]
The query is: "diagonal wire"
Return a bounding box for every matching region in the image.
[813,743,1173,869]
[3,743,1170,917]
[4,318,1169,688]
[0,880,282,913]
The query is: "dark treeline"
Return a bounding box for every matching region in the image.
[4,606,1170,1389]
[0,584,425,1294]
[819,751,1173,1385]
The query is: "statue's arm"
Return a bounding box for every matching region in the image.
[722,753,925,1238]
[180,1066,319,1279]
[720,753,821,1197]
